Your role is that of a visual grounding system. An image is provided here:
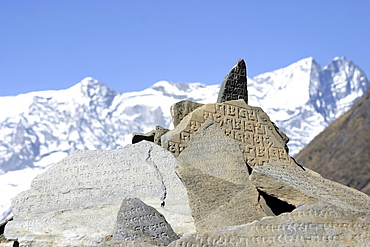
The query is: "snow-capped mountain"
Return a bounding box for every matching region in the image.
[0,57,369,222]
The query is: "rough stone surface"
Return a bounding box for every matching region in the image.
[170,100,204,127]
[217,59,248,104]
[5,141,193,246]
[175,163,267,232]
[250,162,370,212]
[161,100,291,169]
[168,203,370,247]
[153,126,169,145]
[112,198,179,245]
[175,120,268,232]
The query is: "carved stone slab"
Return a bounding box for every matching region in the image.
[175,163,267,232]
[161,100,291,169]
[177,119,250,184]
[169,203,370,246]
[113,198,179,245]
[170,100,204,127]
[217,59,248,104]
[5,141,193,245]
[250,162,370,212]
[174,120,268,232]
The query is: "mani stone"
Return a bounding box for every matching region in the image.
[175,120,269,232]
[170,100,204,127]
[5,141,193,246]
[168,203,370,246]
[217,59,248,104]
[250,162,370,213]
[153,125,169,145]
[161,99,291,169]
[112,198,179,246]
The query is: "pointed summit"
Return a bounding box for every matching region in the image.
[217,59,248,104]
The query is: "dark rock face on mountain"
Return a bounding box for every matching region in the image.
[2,60,370,246]
[296,86,370,195]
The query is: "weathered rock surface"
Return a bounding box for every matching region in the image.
[112,198,179,245]
[217,59,248,104]
[174,120,269,232]
[162,100,291,169]
[250,162,370,212]
[168,203,370,247]
[5,141,193,246]
[170,100,204,127]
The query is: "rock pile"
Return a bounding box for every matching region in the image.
[2,59,370,246]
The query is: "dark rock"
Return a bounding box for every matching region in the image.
[217,59,248,104]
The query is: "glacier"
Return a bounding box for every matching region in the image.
[0,56,369,222]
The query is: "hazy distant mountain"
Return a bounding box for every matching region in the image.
[296,86,370,195]
[0,56,369,222]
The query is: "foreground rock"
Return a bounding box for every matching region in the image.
[5,141,193,246]
[168,203,370,246]
[175,120,270,232]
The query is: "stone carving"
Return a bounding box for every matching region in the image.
[168,203,370,247]
[174,120,269,232]
[175,163,268,232]
[4,59,370,246]
[161,100,291,169]
[5,141,193,246]
[170,100,204,127]
[250,162,370,212]
[112,198,179,245]
[217,59,248,104]
[153,125,169,145]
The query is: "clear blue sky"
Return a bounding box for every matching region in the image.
[1,0,370,96]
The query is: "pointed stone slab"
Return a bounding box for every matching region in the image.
[175,163,267,232]
[5,141,193,245]
[168,203,370,246]
[250,162,370,212]
[217,59,248,104]
[113,198,179,245]
[177,119,250,185]
[161,100,291,169]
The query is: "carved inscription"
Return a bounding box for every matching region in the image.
[217,59,248,104]
[113,198,179,245]
[169,204,370,246]
[163,101,291,168]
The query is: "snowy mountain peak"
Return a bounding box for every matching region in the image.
[1,56,370,222]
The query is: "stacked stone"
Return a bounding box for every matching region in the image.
[3,59,370,246]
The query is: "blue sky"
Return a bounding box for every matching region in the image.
[1,0,370,96]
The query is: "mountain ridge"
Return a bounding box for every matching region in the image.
[1,56,369,222]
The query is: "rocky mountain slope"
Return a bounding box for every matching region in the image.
[296,86,370,195]
[0,57,369,222]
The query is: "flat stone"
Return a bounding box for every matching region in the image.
[175,163,267,232]
[250,162,370,212]
[170,100,204,127]
[5,141,193,246]
[217,59,248,104]
[112,198,179,245]
[161,100,291,169]
[168,203,370,247]
[177,119,250,184]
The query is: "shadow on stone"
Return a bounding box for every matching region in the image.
[258,190,296,215]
